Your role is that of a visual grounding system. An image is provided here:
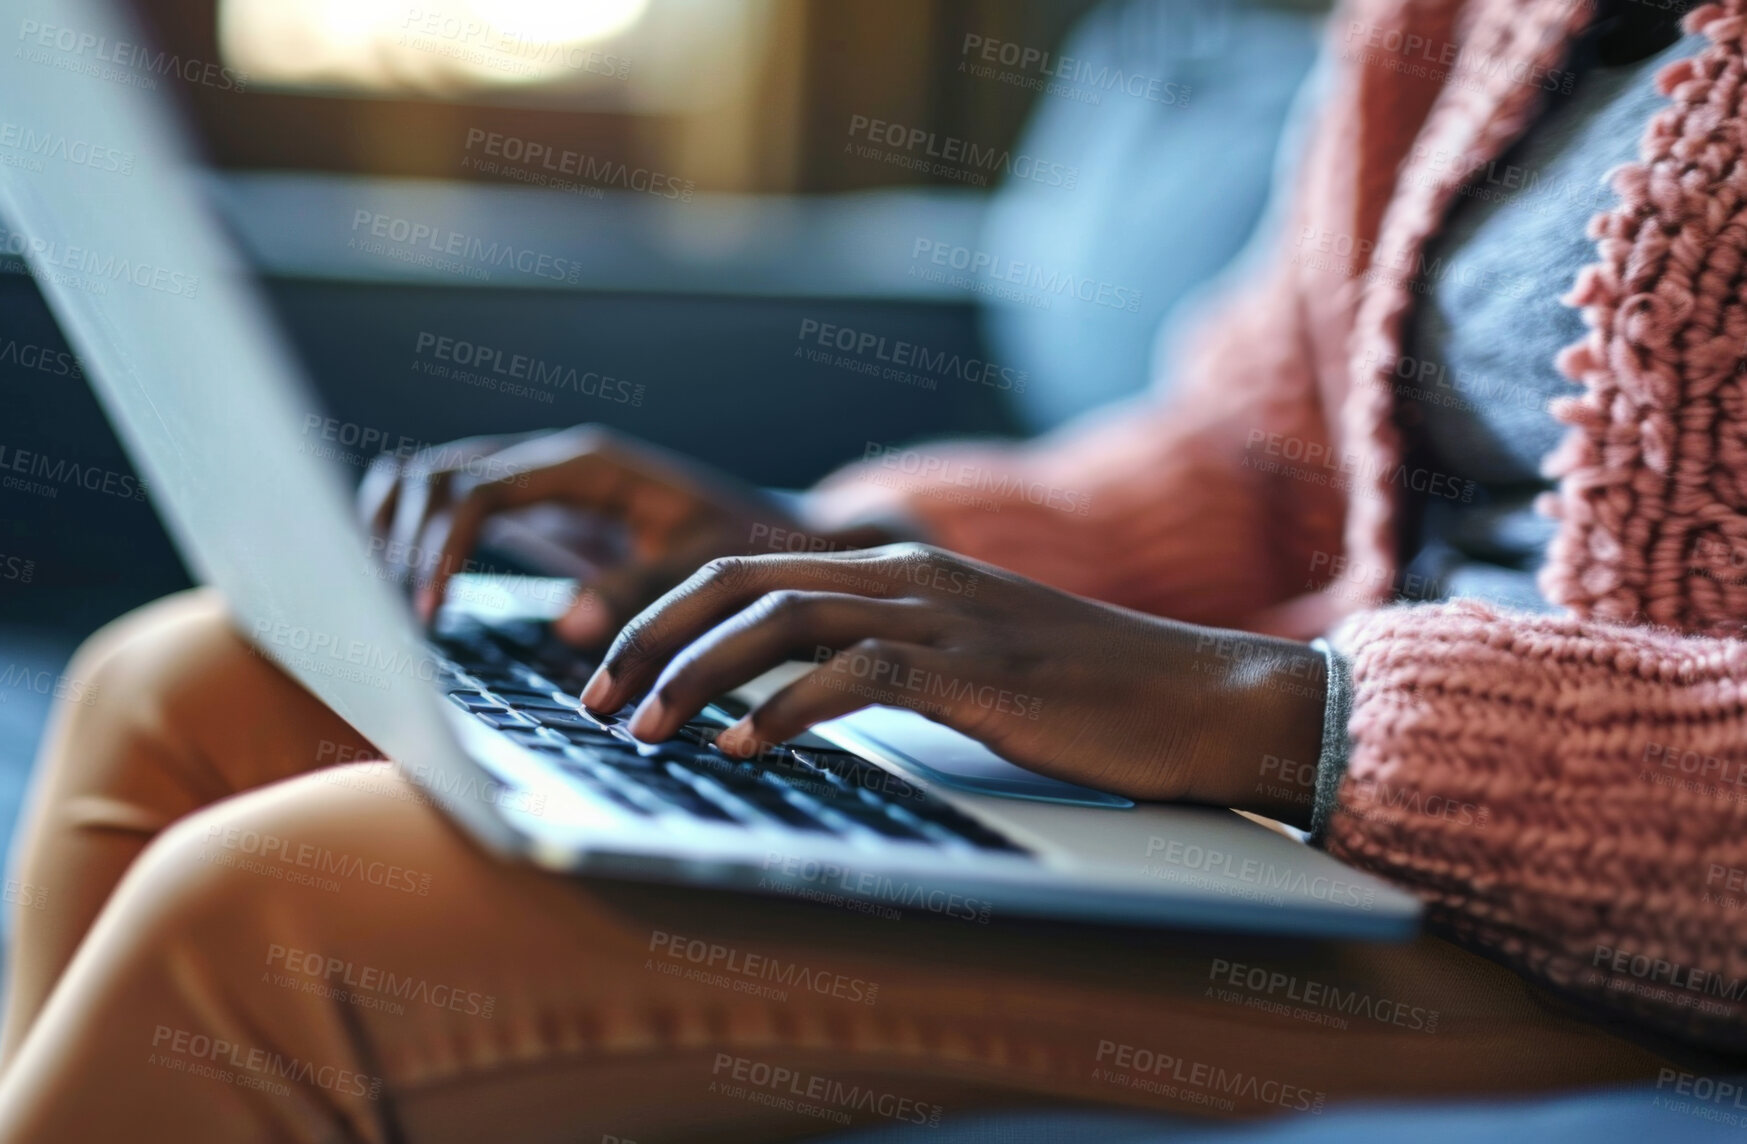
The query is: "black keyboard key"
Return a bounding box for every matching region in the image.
[636,777,739,822]
[582,745,665,772]
[446,690,502,712]
[466,666,547,690]
[698,762,772,793]
[516,635,595,679]
[451,637,509,667]
[824,802,931,841]
[532,664,593,692]
[709,695,751,721]
[735,790,836,833]
[502,729,565,751]
[900,797,988,830]
[665,755,766,792]
[597,787,655,816]
[737,744,803,771]
[572,701,632,725]
[658,741,731,763]
[489,618,587,668]
[676,722,722,746]
[795,774,886,813]
[484,618,548,651]
[788,747,870,780]
[487,687,578,711]
[787,748,1021,850]
[906,807,1023,852]
[553,761,653,816]
[473,710,537,730]
[634,771,697,795]
[755,768,835,804]
[960,828,1026,853]
[553,727,625,749]
[669,796,739,823]
[526,708,608,734]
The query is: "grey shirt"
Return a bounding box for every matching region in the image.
[1309,10,1702,844]
[1394,23,1704,610]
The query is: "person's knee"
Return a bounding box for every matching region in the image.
[60,588,245,730]
[45,587,365,809]
[113,767,444,971]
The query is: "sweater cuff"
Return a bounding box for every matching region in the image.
[1306,637,1353,848]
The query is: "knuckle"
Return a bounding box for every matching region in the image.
[884,541,954,572]
[759,589,811,628]
[565,424,614,457]
[851,637,903,665]
[698,555,750,591]
[883,540,934,561]
[606,617,653,669]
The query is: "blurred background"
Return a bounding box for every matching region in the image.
[0,0,1329,854]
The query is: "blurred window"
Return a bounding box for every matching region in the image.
[217,0,772,111]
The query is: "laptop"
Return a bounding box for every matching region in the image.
[0,0,1419,939]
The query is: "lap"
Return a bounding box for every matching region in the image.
[5,761,1674,1142]
[1,591,1683,1140]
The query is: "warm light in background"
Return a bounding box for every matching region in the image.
[213,0,791,191]
[220,0,653,94]
[460,0,650,44]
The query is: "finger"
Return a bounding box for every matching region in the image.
[582,550,927,713]
[364,431,544,555]
[389,465,454,589]
[421,452,646,618]
[715,640,985,757]
[555,554,690,648]
[413,432,537,471]
[623,594,944,741]
[358,453,404,544]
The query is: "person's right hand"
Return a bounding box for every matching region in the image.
[358,426,813,646]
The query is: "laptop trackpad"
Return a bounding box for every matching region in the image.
[816,707,1132,808]
[724,664,1131,809]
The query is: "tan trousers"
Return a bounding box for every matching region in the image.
[0,590,1681,1142]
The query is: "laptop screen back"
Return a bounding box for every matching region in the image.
[0,0,517,850]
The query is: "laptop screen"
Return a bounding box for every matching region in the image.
[0,0,518,850]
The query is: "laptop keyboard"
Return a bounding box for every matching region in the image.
[427,616,1024,853]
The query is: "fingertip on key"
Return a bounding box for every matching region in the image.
[627,694,666,742]
[580,668,613,712]
[715,717,756,758]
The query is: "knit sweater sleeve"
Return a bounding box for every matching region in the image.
[1324,598,1747,1051]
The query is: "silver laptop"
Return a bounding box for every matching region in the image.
[0,0,1418,939]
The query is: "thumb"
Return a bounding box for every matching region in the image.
[555,560,677,647]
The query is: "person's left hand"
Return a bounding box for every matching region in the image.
[579,544,1325,825]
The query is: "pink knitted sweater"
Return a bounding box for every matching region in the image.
[815,0,1747,1050]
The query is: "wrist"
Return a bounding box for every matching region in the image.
[1188,632,1326,830]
